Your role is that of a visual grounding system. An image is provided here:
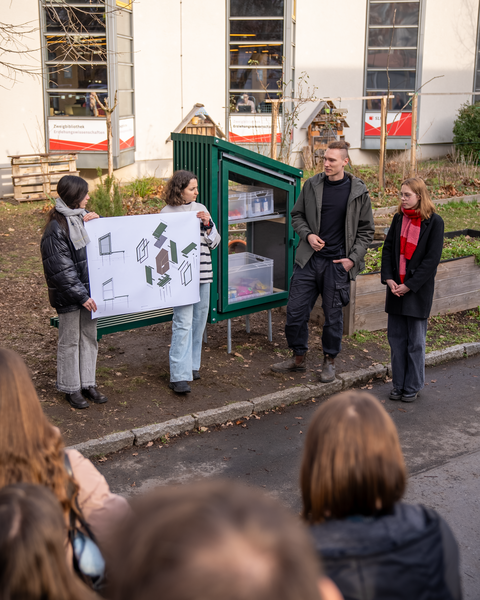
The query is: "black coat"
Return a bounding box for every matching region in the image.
[41,219,90,314]
[310,503,461,600]
[381,212,444,318]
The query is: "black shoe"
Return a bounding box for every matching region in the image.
[169,381,191,394]
[389,388,403,401]
[402,392,418,402]
[192,370,201,380]
[66,391,89,409]
[82,386,108,404]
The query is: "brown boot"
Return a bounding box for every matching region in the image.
[319,355,336,382]
[271,352,307,373]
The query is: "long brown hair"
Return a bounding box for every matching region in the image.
[0,348,78,516]
[301,391,406,524]
[0,483,92,600]
[397,177,436,220]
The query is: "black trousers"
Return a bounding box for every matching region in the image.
[285,253,350,358]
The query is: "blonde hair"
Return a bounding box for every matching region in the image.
[301,391,406,523]
[397,177,436,220]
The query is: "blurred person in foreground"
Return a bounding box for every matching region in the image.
[0,347,130,584]
[109,480,343,600]
[301,390,462,600]
[0,483,93,600]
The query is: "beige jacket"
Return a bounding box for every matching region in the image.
[66,449,130,550]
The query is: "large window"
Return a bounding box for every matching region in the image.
[364,1,421,144]
[41,0,135,167]
[44,0,108,117]
[229,0,286,115]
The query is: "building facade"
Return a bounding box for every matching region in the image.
[1,0,479,197]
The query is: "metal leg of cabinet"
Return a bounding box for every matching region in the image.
[267,310,272,342]
[245,315,250,333]
[227,319,232,354]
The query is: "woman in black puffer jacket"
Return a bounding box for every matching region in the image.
[301,391,462,600]
[41,175,107,409]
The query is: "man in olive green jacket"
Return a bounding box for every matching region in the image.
[272,141,374,382]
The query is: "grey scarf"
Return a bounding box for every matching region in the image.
[55,198,91,250]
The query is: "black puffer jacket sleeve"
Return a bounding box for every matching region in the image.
[41,220,90,313]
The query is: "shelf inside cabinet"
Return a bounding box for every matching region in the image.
[228,212,286,225]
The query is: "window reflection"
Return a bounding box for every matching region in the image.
[230,43,283,66]
[230,92,283,114]
[48,91,107,116]
[230,0,284,17]
[230,68,282,91]
[47,64,107,89]
[369,2,419,26]
[45,6,106,33]
[230,20,283,42]
[367,49,416,68]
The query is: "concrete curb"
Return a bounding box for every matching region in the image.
[67,343,480,458]
[373,193,480,217]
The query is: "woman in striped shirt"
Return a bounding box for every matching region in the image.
[161,170,221,394]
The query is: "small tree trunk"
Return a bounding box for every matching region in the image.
[106,109,114,179]
[96,91,118,203]
[409,94,418,177]
[270,101,280,160]
[379,96,388,189]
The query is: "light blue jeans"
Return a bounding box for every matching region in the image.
[57,308,98,393]
[169,283,210,382]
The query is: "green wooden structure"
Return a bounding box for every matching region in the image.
[50,134,303,346]
[172,133,303,327]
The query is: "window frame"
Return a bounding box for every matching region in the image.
[226,0,296,140]
[40,0,135,169]
[362,0,424,149]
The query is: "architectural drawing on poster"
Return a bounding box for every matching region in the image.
[86,212,200,319]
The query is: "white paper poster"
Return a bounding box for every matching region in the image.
[85,213,200,319]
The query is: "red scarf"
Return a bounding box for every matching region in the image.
[399,208,421,283]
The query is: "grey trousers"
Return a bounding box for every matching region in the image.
[387,313,428,395]
[57,308,98,393]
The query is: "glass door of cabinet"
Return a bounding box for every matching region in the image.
[219,157,296,313]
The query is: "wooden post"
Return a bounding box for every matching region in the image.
[270,100,279,160]
[410,93,418,177]
[379,96,388,189]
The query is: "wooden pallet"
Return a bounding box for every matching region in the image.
[9,153,78,202]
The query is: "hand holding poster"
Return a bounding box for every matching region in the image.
[85,212,200,318]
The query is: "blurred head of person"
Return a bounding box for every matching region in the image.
[0,348,77,516]
[109,479,342,600]
[301,390,407,524]
[0,483,90,600]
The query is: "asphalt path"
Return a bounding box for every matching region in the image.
[98,355,480,598]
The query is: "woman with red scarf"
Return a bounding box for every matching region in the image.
[381,178,444,402]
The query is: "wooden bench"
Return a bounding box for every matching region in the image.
[50,308,173,340]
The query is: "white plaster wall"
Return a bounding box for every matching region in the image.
[418,0,480,146]
[0,0,44,197]
[131,0,226,176]
[293,0,368,159]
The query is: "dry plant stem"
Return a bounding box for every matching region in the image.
[96,91,118,183]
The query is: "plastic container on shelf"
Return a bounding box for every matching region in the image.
[228,252,273,304]
[228,188,247,221]
[245,187,274,218]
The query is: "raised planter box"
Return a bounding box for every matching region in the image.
[344,255,480,334]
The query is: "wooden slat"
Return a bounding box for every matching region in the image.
[12,171,79,185]
[431,290,480,315]
[355,311,388,332]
